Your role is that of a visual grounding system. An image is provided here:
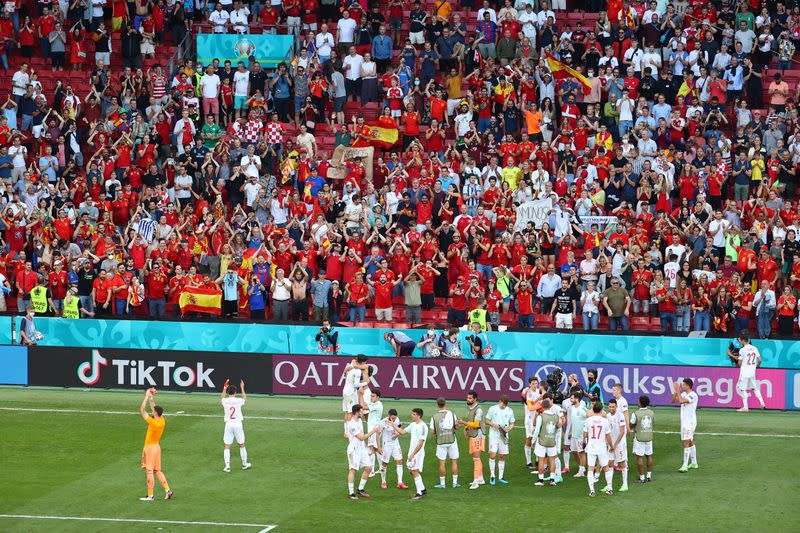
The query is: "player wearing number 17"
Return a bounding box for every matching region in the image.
[139,388,172,501]
[221,379,251,472]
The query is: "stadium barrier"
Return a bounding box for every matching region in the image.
[26,347,273,394]
[11,317,800,369]
[1,345,797,410]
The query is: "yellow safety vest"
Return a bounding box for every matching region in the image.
[468,308,487,331]
[30,286,49,314]
[63,294,80,319]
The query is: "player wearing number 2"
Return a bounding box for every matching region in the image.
[221,379,251,472]
[733,331,766,412]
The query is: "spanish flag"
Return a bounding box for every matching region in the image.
[240,247,258,271]
[179,286,222,315]
[351,121,398,149]
[544,51,592,93]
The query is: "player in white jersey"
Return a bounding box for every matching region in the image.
[221,379,251,472]
[567,392,589,477]
[522,377,541,470]
[378,408,408,490]
[732,332,766,412]
[607,398,628,492]
[560,374,581,474]
[345,404,379,500]
[359,386,383,474]
[672,378,699,472]
[611,383,630,430]
[583,402,614,497]
[391,407,428,500]
[342,355,369,424]
[485,395,515,485]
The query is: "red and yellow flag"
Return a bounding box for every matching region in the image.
[178,286,222,315]
[351,121,398,149]
[240,247,258,271]
[544,51,592,92]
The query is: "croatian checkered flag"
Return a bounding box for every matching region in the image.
[138,218,156,243]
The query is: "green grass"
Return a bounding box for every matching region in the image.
[0,387,798,533]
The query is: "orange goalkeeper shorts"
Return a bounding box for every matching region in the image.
[469,437,485,454]
[141,443,162,472]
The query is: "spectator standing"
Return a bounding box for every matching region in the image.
[603,277,631,331]
[581,281,601,331]
[270,268,292,321]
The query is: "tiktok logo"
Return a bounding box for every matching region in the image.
[77,350,108,385]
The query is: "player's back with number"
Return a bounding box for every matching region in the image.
[585,415,610,453]
[222,396,245,423]
[738,344,760,377]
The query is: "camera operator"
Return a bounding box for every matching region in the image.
[585,369,604,404]
[315,320,340,354]
[466,320,492,360]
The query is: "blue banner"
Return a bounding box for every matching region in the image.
[196,34,294,67]
[0,345,28,385]
[17,317,800,369]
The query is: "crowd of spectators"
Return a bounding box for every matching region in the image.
[1,0,800,339]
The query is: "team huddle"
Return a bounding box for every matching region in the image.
[130,333,763,501]
[339,336,764,500]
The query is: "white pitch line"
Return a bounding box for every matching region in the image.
[0,514,276,531]
[1,406,798,439]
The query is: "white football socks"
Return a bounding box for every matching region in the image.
[524,445,532,465]
[489,458,496,478]
[498,460,505,479]
[690,445,697,465]
[240,447,248,465]
[753,386,765,408]
[682,448,690,467]
[396,464,403,484]
[414,475,425,495]
[224,448,230,468]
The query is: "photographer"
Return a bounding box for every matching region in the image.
[585,369,604,404]
[315,320,340,354]
[466,320,492,360]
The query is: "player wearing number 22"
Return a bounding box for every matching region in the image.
[221,379,252,472]
[139,388,173,501]
[732,332,766,412]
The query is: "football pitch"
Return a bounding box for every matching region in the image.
[1,388,798,533]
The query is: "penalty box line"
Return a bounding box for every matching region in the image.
[0,514,276,531]
[1,406,799,439]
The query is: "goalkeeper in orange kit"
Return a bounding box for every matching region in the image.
[139,388,173,501]
[457,390,486,490]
